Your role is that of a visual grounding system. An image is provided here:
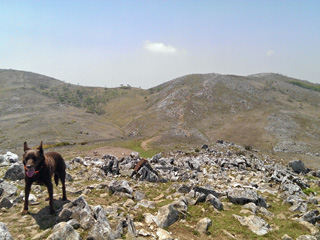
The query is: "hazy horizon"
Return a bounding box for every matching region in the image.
[1,1,319,88]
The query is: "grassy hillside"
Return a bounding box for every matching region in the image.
[0,69,319,168]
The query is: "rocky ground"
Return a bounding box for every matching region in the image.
[0,141,320,240]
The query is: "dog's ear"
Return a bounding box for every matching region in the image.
[24,142,30,152]
[38,141,44,155]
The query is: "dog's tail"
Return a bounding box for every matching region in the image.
[54,173,59,186]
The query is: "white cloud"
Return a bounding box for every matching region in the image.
[266,50,275,56]
[144,41,177,53]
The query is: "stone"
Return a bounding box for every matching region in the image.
[73,208,95,231]
[299,221,319,235]
[87,205,116,240]
[67,219,80,229]
[227,188,266,207]
[0,180,17,200]
[137,199,156,209]
[108,180,133,195]
[124,199,135,208]
[30,229,51,240]
[127,215,137,238]
[156,228,173,240]
[0,222,13,240]
[3,152,19,164]
[300,209,319,224]
[296,235,317,240]
[289,201,308,213]
[56,195,91,223]
[4,163,24,181]
[177,184,191,193]
[47,222,80,240]
[154,204,179,228]
[288,160,308,174]
[196,217,212,233]
[281,234,293,240]
[233,214,271,235]
[133,190,145,201]
[0,197,13,209]
[136,165,159,182]
[206,194,223,210]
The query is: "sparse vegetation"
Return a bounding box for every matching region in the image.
[289,80,320,92]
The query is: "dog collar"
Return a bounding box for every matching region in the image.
[24,165,43,176]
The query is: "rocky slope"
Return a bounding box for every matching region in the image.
[1,69,320,169]
[0,142,319,239]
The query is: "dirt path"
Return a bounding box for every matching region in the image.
[141,136,161,151]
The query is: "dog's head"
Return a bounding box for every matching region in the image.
[23,141,45,177]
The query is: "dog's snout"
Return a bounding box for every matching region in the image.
[26,164,32,169]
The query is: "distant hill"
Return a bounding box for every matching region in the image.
[0,69,319,167]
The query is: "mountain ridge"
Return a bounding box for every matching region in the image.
[0,69,319,168]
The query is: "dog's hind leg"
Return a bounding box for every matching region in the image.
[59,171,67,201]
[45,181,55,214]
[54,173,59,186]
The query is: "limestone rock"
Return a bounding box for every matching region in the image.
[4,163,24,181]
[288,160,308,174]
[154,204,179,228]
[156,228,173,240]
[196,217,212,234]
[0,222,13,240]
[47,222,80,240]
[108,180,133,195]
[227,188,266,207]
[233,214,271,235]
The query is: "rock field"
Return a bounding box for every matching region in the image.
[0,141,320,239]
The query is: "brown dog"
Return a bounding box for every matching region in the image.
[22,141,67,214]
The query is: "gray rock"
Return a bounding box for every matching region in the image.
[4,163,24,181]
[56,195,91,223]
[227,188,266,207]
[193,186,219,198]
[288,160,308,174]
[233,214,271,235]
[300,209,319,224]
[0,222,13,240]
[177,184,191,193]
[126,215,137,238]
[67,219,80,229]
[289,201,308,213]
[154,204,179,228]
[296,235,317,240]
[137,199,156,209]
[136,165,159,182]
[196,217,212,234]
[0,180,17,200]
[108,180,133,195]
[156,228,173,240]
[281,234,293,240]
[72,207,95,231]
[87,205,116,240]
[133,190,145,201]
[3,152,19,164]
[47,222,80,240]
[206,194,223,210]
[0,197,13,209]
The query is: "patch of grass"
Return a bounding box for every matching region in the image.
[134,212,145,222]
[114,138,161,158]
[289,80,320,92]
[303,187,316,196]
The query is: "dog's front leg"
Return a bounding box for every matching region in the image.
[46,182,55,214]
[22,182,31,215]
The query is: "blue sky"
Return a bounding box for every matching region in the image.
[1,0,319,88]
